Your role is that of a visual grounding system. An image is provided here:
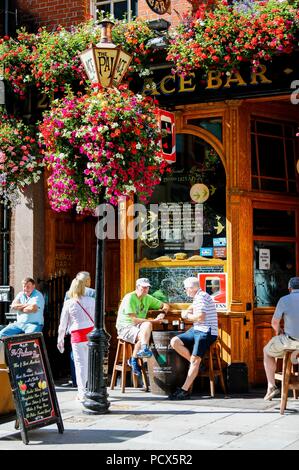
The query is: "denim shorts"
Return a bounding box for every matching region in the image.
[177,327,217,358]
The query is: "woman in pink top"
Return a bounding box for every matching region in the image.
[57,278,95,402]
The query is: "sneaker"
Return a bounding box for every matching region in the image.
[127,357,142,376]
[264,385,280,401]
[137,347,153,358]
[168,388,191,400]
[168,387,182,400]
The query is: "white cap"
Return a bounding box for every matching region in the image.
[136,277,151,287]
[183,277,199,288]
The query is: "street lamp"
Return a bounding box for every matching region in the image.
[79,20,132,414]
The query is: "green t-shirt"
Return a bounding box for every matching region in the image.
[116,292,163,331]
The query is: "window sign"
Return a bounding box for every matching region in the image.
[198,272,227,311]
[200,247,213,257]
[213,237,226,247]
[259,248,270,270]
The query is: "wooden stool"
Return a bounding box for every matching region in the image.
[275,349,299,415]
[197,340,227,397]
[110,338,149,393]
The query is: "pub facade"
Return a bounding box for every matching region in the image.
[1,0,299,385]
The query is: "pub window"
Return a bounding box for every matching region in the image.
[187,117,222,142]
[253,209,295,237]
[254,241,296,307]
[136,133,226,261]
[93,0,137,20]
[251,119,298,193]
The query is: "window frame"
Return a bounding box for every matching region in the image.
[92,0,136,21]
[251,118,299,194]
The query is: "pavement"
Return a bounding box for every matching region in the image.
[0,383,299,451]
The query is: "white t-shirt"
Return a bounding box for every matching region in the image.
[192,289,218,336]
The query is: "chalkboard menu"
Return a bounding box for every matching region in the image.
[140,265,224,303]
[2,332,64,444]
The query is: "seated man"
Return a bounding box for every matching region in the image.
[263,276,299,400]
[169,277,218,400]
[116,278,169,376]
[0,277,45,337]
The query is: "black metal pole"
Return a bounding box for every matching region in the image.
[83,213,110,414]
[2,204,9,285]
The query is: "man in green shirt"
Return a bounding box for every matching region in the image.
[116,278,169,376]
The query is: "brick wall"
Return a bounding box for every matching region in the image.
[138,0,192,27]
[16,0,91,30]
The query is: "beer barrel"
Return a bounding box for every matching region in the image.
[147,331,189,396]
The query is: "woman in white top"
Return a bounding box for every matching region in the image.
[57,277,95,402]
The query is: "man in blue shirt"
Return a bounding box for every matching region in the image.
[263,277,299,400]
[0,277,44,337]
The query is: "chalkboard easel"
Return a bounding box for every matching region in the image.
[2,332,64,445]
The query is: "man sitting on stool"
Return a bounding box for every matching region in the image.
[263,276,299,401]
[116,278,169,376]
[169,277,218,400]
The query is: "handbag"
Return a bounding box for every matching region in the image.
[70,300,94,344]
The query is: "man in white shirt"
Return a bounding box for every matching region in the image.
[169,277,218,400]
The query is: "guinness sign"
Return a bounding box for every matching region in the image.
[146,0,171,15]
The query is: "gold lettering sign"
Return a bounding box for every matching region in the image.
[145,0,171,15]
[95,48,118,87]
[145,65,272,96]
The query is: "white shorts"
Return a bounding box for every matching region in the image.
[117,325,141,344]
[264,334,299,358]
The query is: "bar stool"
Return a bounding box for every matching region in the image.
[274,348,299,415]
[197,340,227,397]
[110,338,149,393]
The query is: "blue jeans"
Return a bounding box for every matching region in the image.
[0,322,43,338]
[177,327,217,357]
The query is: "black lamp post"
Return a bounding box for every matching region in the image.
[80,20,132,414]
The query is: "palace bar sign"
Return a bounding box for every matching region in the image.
[140,52,299,105]
[145,0,171,14]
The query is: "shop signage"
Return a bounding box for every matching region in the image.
[141,52,299,105]
[2,332,64,445]
[158,109,176,163]
[198,272,227,311]
[0,285,13,302]
[145,0,171,14]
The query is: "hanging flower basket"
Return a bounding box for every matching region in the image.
[167,0,299,76]
[39,85,169,213]
[0,113,44,206]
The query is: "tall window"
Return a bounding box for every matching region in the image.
[251,119,298,193]
[93,0,137,20]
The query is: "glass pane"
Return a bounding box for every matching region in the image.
[253,209,295,237]
[96,3,111,15]
[252,177,259,190]
[251,134,257,176]
[286,140,296,180]
[254,241,296,307]
[258,136,285,178]
[260,179,286,192]
[289,181,297,193]
[187,118,222,142]
[256,121,283,136]
[285,126,294,138]
[114,1,128,19]
[136,134,226,261]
